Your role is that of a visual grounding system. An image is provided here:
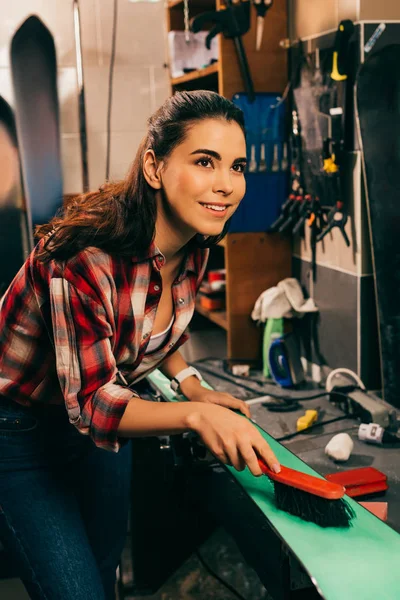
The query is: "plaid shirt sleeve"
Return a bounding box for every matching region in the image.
[49,277,136,452]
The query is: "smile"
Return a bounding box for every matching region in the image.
[200,203,229,215]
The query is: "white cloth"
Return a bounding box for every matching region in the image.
[251,278,318,323]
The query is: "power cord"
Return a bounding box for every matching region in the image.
[195,362,348,403]
[195,548,248,600]
[276,415,349,442]
[105,0,118,180]
[222,358,276,387]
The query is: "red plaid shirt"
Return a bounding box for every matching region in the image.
[0,238,208,452]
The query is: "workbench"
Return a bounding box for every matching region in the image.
[144,360,400,600]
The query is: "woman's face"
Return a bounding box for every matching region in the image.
[155,118,247,239]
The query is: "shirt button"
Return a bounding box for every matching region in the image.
[178,298,185,305]
[154,285,160,291]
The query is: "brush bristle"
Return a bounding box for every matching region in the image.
[273,481,355,527]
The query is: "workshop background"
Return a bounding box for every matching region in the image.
[1,0,400,599]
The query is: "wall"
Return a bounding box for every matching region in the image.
[289,0,400,39]
[0,0,170,195]
[287,3,400,388]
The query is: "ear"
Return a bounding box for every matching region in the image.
[142,149,163,190]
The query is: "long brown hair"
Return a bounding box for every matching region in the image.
[35,90,246,262]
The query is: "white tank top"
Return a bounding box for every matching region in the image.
[145,315,174,354]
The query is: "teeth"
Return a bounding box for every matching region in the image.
[203,204,226,212]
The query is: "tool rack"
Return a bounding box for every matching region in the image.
[166,0,288,99]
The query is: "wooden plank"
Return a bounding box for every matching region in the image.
[217,0,288,99]
[167,0,215,31]
[171,62,219,86]
[168,0,215,9]
[195,299,228,330]
[224,232,291,361]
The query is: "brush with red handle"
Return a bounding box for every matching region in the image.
[258,459,355,527]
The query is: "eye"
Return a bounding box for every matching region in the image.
[232,162,246,173]
[196,157,214,168]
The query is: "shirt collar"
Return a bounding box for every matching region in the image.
[131,239,199,278]
[131,240,165,266]
[176,243,198,281]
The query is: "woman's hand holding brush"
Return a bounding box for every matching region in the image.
[186,403,281,476]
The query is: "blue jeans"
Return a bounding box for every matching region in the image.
[0,397,132,600]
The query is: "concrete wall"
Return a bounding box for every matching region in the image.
[287,2,400,387]
[290,0,399,39]
[0,0,170,194]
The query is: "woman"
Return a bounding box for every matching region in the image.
[0,90,280,599]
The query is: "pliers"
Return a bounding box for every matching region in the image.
[317,200,350,246]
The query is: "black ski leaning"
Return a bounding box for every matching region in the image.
[10,15,63,231]
[356,44,400,408]
[0,96,29,293]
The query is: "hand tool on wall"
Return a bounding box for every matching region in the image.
[269,110,304,232]
[281,142,288,170]
[258,142,267,171]
[252,0,273,52]
[308,196,324,281]
[269,194,295,232]
[313,21,354,246]
[331,20,354,82]
[292,193,312,237]
[316,139,350,246]
[317,196,350,245]
[190,0,255,102]
[73,0,89,192]
[271,142,280,172]
[277,192,304,233]
[249,143,257,172]
[324,19,354,142]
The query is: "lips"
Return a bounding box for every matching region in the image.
[199,202,230,216]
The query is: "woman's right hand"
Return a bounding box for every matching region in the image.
[187,403,281,477]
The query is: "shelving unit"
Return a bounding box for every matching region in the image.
[195,299,228,330]
[165,0,291,361]
[166,0,288,99]
[171,61,219,86]
[212,233,291,361]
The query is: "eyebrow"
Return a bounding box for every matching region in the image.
[190,148,247,163]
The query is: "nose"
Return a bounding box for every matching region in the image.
[212,169,233,197]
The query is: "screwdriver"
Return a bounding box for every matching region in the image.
[253,0,273,51]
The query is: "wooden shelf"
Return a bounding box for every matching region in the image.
[195,300,228,330]
[171,62,219,86]
[168,0,214,8]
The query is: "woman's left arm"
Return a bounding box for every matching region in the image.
[159,351,250,418]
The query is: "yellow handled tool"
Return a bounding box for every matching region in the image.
[331,20,354,81]
[297,409,318,432]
